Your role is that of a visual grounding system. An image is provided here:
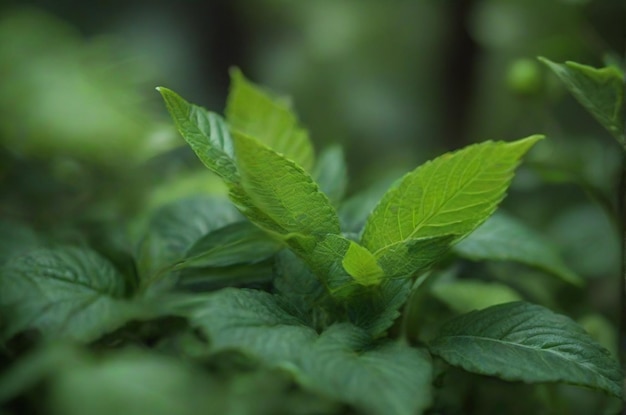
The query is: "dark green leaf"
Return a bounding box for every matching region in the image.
[298,323,433,415]
[226,68,315,171]
[428,301,623,398]
[157,87,239,182]
[539,58,625,145]
[454,212,583,286]
[0,246,143,342]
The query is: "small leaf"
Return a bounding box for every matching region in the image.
[136,196,241,282]
[431,280,522,313]
[362,136,543,276]
[226,68,315,171]
[182,221,283,268]
[539,57,625,145]
[298,323,433,415]
[232,132,339,251]
[454,211,583,286]
[428,301,623,398]
[157,87,239,182]
[341,240,385,286]
[0,247,143,342]
[313,145,348,205]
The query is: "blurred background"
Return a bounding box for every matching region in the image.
[0,0,624,348]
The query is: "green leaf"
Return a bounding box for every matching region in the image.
[0,246,143,342]
[232,132,339,251]
[362,136,543,277]
[454,212,583,286]
[313,145,348,205]
[226,68,315,171]
[342,240,385,286]
[183,288,317,364]
[539,57,625,145]
[298,323,433,415]
[182,221,283,268]
[136,195,241,282]
[375,235,456,278]
[157,87,239,183]
[431,280,522,314]
[428,301,623,398]
[0,220,44,265]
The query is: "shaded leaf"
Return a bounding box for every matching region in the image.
[431,279,522,313]
[454,212,583,286]
[157,87,238,182]
[539,58,625,145]
[298,323,433,415]
[0,246,143,342]
[313,145,348,205]
[428,301,623,398]
[226,68,315,171]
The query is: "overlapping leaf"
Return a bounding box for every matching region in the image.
[428,301,623,398]
[454,211,583,285]
[226,68,315,171]
[0,246,143,342]
[313,145,348,205]
[539,58,625,145]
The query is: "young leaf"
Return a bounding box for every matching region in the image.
[136,196,241,282]
[539,57,625,145]
[226,68,315,171]
[0,247,143,342]
[298,323,433,415]
[454,211,583,286]
[232,132,339,250]
[182,288,317,364]
[361,135,544,276]
[428,301,623,398]
[156,87,239,183]
[182,221,283,268]
[313,145,348,205]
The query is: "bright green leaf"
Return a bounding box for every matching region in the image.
[539,57,625,145]
[342,240,385,286]
[182,221,283,268]
[0,247,142,342]
[298,323,433,415]
[313,145,348,205]
[362,136,543,272]
[226,68,315,171]
[232,132,339,252]
[454,211,583,286]
[431,280,522,313]
[428,301,623,398]
[375,235,456,278]
[157,87,239,183]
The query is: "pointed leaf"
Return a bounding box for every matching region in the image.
[232,132,339,249]
[298,323,433,415]
[539,58,625,145]
[182,221,283,268]
[313,145,348,205]
[428,301,623,398]
[226,69,314,171]
[362,136,543,269]
[342,240,385,286]
[454,211,583,286]
[0,247,143,342]
[157,87,238,182]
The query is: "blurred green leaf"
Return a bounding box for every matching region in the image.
[313,145,348,205]
[428,302,623,398]
[539,57,625,145]
[430,279,523,313]
[454,212,583,286]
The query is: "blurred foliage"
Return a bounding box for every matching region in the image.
[0,0,623,414]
